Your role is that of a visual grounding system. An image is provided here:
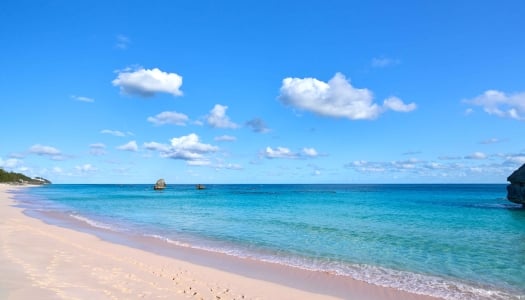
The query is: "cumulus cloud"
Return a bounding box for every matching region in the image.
[112,67,183,97]
[117,141,138,152]
[278,73,416,120]
[71,95,94,103]
[263,147,297,159]
[302,147,319,157]
[206,104,238,128]
[246,118,270,133]
[147,111,189,126]
[464,90,525,120]
[214,135,237,142]
[145,133,218,165]
[89,143,106,156]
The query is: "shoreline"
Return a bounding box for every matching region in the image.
[0,184,440,299]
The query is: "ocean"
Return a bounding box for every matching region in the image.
[13,184,525,299]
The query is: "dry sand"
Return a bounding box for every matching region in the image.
[0,184,440,300]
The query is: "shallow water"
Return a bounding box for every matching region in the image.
[16,184,525,299]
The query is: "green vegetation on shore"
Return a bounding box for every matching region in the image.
[0,168,51,185]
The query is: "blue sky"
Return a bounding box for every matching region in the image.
[1,0,524,184]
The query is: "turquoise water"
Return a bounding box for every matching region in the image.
[16,184,525,299]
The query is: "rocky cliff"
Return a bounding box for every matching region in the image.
[507,164,525,206]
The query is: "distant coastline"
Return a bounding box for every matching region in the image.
[0,169,51,185]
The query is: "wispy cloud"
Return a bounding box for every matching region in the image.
[101,129,132,137]
[71,95,94,103]
[206,104,238,129]
[75,164,97,173]
[464,90,525,120]
[246,118,270,133]
[464,152,487,160]
[89,143,107,156]
[263,146,321,159]
[371,56,400,68]
[278,73,416,120]
[29,144,65,160]
[115,34,130,50]
[117,141,138,152]
[479,138,504,145]
[214,135,237,142]
[147,111,189,126]
[0,157,22,169]
[112,67,183,97]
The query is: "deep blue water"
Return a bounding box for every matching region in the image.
[16,184,525,300]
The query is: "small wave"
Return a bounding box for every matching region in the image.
[69,214,118,231]
[464,203,523,210]
[137,234,522,300]
[144,234,192,248]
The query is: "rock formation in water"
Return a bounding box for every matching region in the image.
[154,178,166,190]
[507,164,525,206]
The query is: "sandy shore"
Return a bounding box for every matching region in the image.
[0,184,440,300]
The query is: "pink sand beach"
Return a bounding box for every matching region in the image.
[0,184,440,300]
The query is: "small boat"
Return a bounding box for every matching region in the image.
[196,184,206,190]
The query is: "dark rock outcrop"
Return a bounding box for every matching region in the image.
[507,164,525,206]
[154,179,166,190]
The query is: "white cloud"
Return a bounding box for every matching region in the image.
[112,67,183,97]
[214,135,237,142]
[263,147,297,159]
[147,111,189,126]
[504,155,525,165]
[101,129,128,137]
[371,57,400,68]
[480,138,503,144]
[383,97,417,112]
[278,73,416,120]
[146,133,218,165]
[29,144,61,156]
[302,147,319,157]
[144,142,170,152]
[246,118,270,133]
[215,163,243,170]
[29,144,65,160]
[117,141,138,152]
[75,164,97,173]
[71,95,94,103]
[206,104,238,128]
[115,34,130,49]
[0,158,22,169]
[464,152,487,160]
[89,143,106,156]
[465,90,525,120]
